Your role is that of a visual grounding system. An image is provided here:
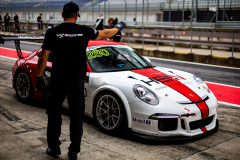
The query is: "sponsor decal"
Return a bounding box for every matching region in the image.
[56,33,83,39]
[18,36,44,39]
[187,113,196,117]
[182,113,196,117]
[132,117,151,125]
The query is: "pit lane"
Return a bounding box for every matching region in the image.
[0,42,240,159]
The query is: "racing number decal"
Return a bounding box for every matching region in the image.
[132,68,209,119]
[152,75,174,83]
[86,49,110,59]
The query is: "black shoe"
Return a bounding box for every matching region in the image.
[68,151,77,160]
[46,146,61,156]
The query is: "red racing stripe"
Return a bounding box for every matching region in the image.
[132,68,209,118]
[201,127,207,133]
[196,102,209,119]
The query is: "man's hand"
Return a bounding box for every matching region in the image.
[113,21,126,31]
[35,76,45,92]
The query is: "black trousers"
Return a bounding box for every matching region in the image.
[15,23,20,33]
[47,77,85,153]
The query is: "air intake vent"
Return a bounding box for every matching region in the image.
[189,116,214,130]
[158,118,178,131]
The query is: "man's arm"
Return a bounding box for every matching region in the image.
[95,28,118,40]
[37,49,50,77]
[95,21,126,40]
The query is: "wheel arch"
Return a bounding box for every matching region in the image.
[13,67,34,93]
[91,85,132,128]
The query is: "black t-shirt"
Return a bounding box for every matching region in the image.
[37,16,42,23]
[14,16,19,23]
[95,18,103,30]
[110,31,122,42]
[42,23,99,79]
[0,15,2,21]
[4,15,10,22]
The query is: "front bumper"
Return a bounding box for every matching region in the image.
[129,119,219,141]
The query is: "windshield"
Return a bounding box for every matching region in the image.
[86,45,152,72]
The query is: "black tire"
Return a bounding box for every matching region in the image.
[14,70,33,103]
[93,91,127,133]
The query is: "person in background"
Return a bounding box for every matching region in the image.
[95,13,104,30]
[4,12,10,32]
[106,18,122,42]
[37,13,44,35]
[0,12,2,30]
[14,13,20,33]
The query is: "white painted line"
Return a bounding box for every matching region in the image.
[206,81,240,89]
[8,119,26,123]
[0,55,18,60]
[0,46,32,53]
[21,41,42,45]
[145,56,240,70]
[218,101,240,107]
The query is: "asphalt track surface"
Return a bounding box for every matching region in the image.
[0,41,240,159]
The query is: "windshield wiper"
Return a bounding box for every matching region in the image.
[111,47,138,69]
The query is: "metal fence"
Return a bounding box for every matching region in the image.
[0,20,239,58]
[0,0,239,58]
[0,0,240,27]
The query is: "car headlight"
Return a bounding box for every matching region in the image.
[133,84,159,105]
[193,75,210,92]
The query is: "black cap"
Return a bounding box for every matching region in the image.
[63,2,80,17]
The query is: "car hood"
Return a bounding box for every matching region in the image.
[101,67,207,104]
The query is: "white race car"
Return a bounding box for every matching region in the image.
[84,41,218,140]
[2,36,218,140]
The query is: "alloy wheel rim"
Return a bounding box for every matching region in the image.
[96,95,120,130]
[16,72,30,99]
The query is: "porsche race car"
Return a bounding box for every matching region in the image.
[0,36,219,140]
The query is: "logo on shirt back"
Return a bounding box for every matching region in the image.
[56,33,83,39]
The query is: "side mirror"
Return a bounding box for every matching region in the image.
[143,56,151,64]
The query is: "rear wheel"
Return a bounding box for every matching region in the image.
[15,70,33,102]
[93,91,127,133]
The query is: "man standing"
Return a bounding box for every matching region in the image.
[36,2,126,160]
[95,13,104,30]
[0,12,2,30]
[37,13,44,35]
[4,12,10,32]
[14,13,20,33]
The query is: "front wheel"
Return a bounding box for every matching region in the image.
[93,91,126,133]
[15,70,33,103]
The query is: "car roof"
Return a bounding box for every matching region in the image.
[87,40,126,47]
